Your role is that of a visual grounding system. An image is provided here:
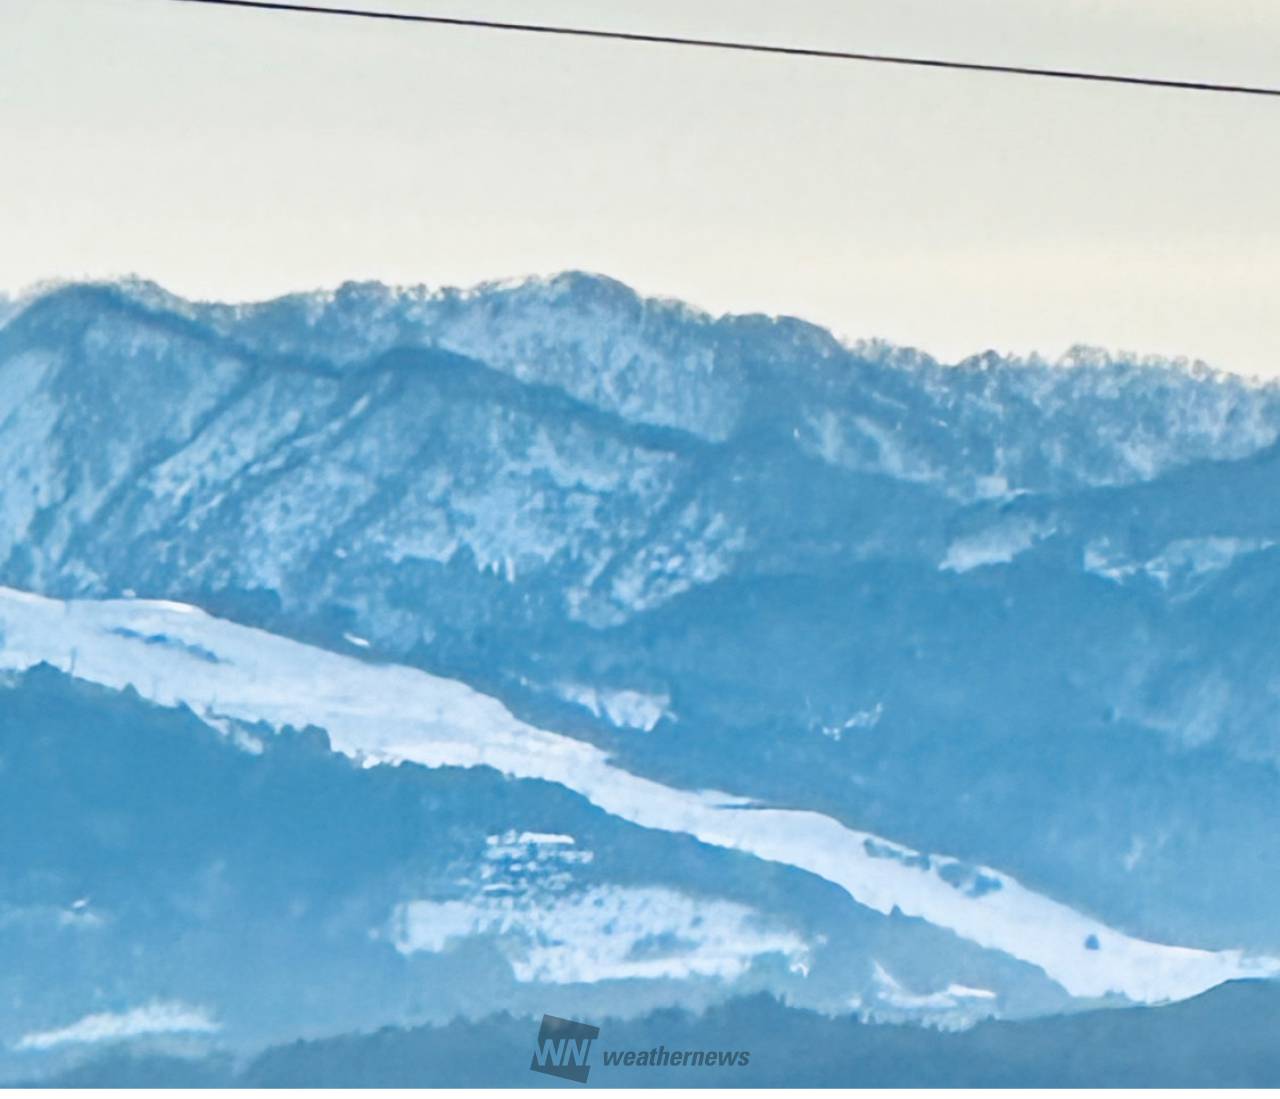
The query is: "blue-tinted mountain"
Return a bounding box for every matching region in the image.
[3,273,1280,1083]
[23,981,1280,1088]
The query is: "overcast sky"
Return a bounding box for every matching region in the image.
[3,0,1279,376]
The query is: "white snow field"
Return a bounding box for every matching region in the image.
[0,586,1274,1004]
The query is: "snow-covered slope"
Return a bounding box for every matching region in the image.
[6,273,1280,1067]
[0,586,1272,1005]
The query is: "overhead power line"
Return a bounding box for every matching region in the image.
[166,0,1280,100]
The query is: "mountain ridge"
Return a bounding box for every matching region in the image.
[5,271,1280,1081]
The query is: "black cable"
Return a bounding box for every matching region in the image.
[167,0,1280,99]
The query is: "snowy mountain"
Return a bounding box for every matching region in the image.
[3,587,1268,1003]
[2,273,1280,1083]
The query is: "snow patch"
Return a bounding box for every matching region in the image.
[872,961,996,1010]
[388,885,806,984]
[557,683,671,731]
[942,518,1051,573]
[15,1002,219,1051]
[1144,536,1273,588]
[1086,536,1273,589]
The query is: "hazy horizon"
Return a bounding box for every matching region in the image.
[4,0,1280,375]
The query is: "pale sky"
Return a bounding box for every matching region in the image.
[3,0,1280,375]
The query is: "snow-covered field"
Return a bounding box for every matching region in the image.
[1,585,1273,1004]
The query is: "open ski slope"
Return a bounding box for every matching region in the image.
[0,586,1273,1004]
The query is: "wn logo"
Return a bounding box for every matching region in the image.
[529,1014,600,1084]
